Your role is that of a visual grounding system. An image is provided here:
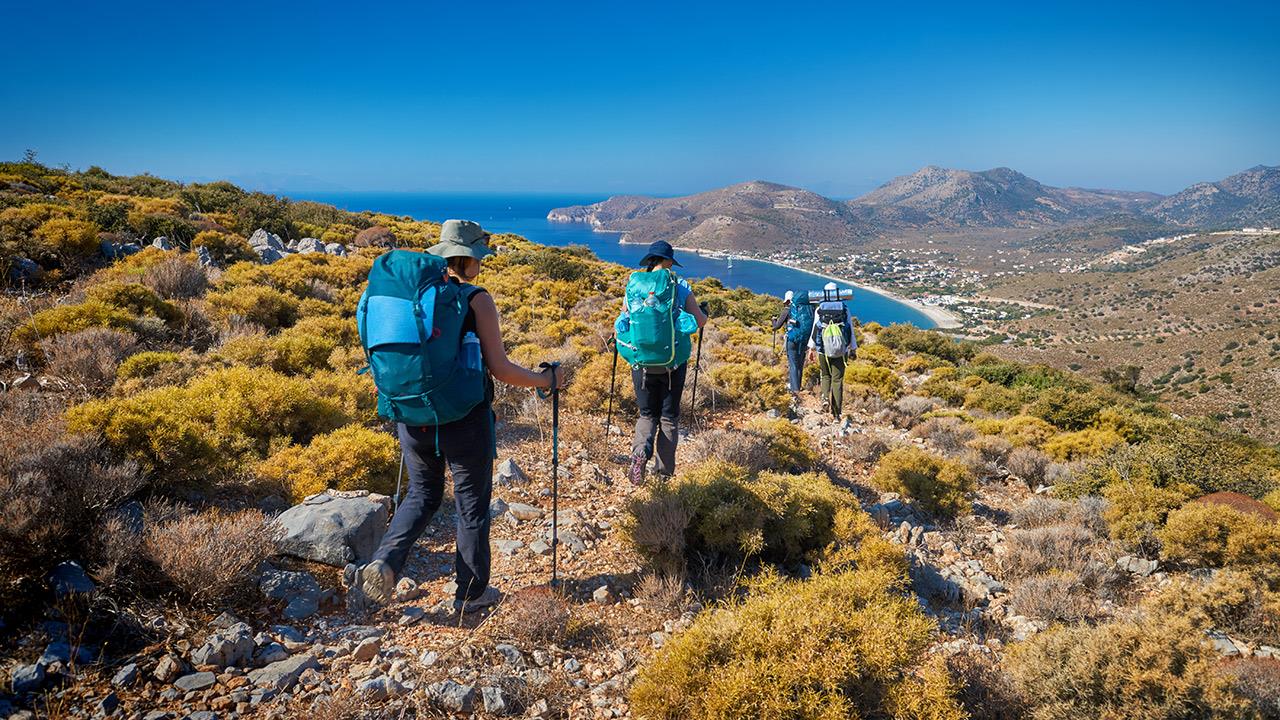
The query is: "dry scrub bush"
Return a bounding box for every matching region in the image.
[496,586,572,646]
[945,649,1027,720]
[1220,658,1280,720]
[846,431,890,464]
[1001,524,1104,581]
[708,360,789,413]
[1009,572,1099,623]
[67,365,349,483]
[43,327,137,390]
[1008,613,1254,720]
[1006,446,1050,486]
[854,342,897,367]
[686,428,772,474]
[142,255,207,299]
[1102,477,1199,553]
[1043,428,1125,462]
[624,460,857,570]
[997,415,1057,448]
[257,425,399,502]
[634,572,688,612]
[1157,501,1280,569]
[871,446,974,518]
[10,301,136,352]
[1150,570,1280,647]
[192,230,256,265]
[144,508,278,607]
[1193,491,1279,522]
[895,395,937,426]
[629,566,965,720]
[0,431,142,614]
[912,416,978,456]
[967,435,1012,465]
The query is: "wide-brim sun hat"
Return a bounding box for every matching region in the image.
[783,290,794,302]
[428,219,494,260]
[639,239,682,268]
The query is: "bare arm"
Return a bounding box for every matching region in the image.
[684,291,708,329]
[470,292,564,389]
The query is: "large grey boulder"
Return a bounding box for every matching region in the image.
[195,246,215,267]
[296,238,325,254]
[191,622,254,668]
[254,246,287,264]
[259,569,322,620]
[151,236,173,251]
[324,243,348,257]
[248,229,284,251]
[247,654,320,692]
[274,491,391,566]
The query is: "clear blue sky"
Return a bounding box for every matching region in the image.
[2,0,1277,196]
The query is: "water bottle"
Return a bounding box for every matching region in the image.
[462,332,482,371]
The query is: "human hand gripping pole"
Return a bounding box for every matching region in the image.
[537,362,561,588]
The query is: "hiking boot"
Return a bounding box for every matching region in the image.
[629,454,647,486]
[453,586,502,614]
[358,560,395,605]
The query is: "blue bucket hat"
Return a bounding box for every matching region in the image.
[640,240,682,268]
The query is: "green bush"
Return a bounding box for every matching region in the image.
[1102,476,1198,552]
[920,367,967,406]
[844,360,903,399]
[1158,502,1280,569]
[877,323,974,364]
[206,285,301,330]
[870,446,974,518]
[11,301,137,351]
[1026,386,1108,431]
[117,350,183,380]
[745,417,817,471]
[257,425,398,502]
[1043,428,1125,462]
[66,366,349,484]
[624,460,858,570]
[1009,613,1254,719]
[85,281,182,324]
[192,230,256,265]
[963,381,1024,414]
[709,361,789,413]
[630,565,965,720]
[34,217,100,261]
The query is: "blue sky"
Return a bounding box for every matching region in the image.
[2,0,1277,196]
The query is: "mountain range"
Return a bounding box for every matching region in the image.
[548,165,1280,250]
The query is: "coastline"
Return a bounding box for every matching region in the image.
[618,236,964,330]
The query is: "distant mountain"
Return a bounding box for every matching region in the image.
[850,166,1160,228]
[1145,165,1280,228]
[548,181,871,251]
[548,165,1279,250]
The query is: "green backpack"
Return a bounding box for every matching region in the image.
[615,268,694,369]
[357,250,486,426]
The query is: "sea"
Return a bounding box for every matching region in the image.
[294,192,937,328]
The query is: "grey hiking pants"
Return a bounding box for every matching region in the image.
[631,363,687,477]
[372,403,494,603]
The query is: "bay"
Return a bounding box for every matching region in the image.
[295,191,937,328]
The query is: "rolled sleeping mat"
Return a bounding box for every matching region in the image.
[804,288,854,304]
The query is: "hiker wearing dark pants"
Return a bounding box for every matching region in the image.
[354,220,565,614]
[772,291,804,393]
[624,240,707,485]
[373,407,493,599]
[631,363,687,478]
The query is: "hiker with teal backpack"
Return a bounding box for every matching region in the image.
[807,281,856,419]
[615,240,707,485]
[350,220,566,614]
[773,288,814,397]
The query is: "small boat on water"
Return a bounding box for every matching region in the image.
[726,255,734,270]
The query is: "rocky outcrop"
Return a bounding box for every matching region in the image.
[274,490,391,566]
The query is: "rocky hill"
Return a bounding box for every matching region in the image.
[1146,165,1280,228]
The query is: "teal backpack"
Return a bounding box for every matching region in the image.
[615,268,696,369]
[785,288,815,344]
[357,250,486,426]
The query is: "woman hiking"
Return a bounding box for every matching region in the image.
[616,240,707,485]
[352,219,566,614]
[807,281,855,419]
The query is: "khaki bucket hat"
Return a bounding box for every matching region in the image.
[427,219,494,260]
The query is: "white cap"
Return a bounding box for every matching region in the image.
[783,290,794,302]
[823,281,838,291]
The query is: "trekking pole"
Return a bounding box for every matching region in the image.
[689,329,704,423]
[537,362,562,588]
[603,335,619,450]
[392,451,405,512]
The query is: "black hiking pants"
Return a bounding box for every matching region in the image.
[372,402,494,603]
[631,363,688,477]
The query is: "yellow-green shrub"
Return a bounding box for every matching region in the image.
[306,370,378,425]
[844,361,902,399]
[11,301,136,351]
[117,350,183,379]
[85,282,182,324]
[630,566,964,720]
[1008,613,1253,720]
[1000,414,1058,448]
[855,342,897,368]
[1148,569,1280,646]
[257,425,398,501]
[963,381,1024,415]
[624,460,857,569]
[1026,386,1108,431]
[1264,488,1280,514]
[1102,478,1198,552]
[920,367,966,406]
[1043,428,1125,462]
[66,366,349,483]
[34,217,99,260]
[1158,502,1280,569]
[745,417,817,471]
[897,354,935,374]
[709,361,789,413]
[870,446,974,518]
[192,230,256,265]
[205,285,301,330]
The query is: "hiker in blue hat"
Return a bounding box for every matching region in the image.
[617,240,707,484]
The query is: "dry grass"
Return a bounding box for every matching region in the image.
[846,431,891,464]
[945,648,1027,720]
[1009,572,1099,622]
[143,508,278,607]
[912,416,979,455]
[634,571,689,612]
[1000,524,1104,581]
[686,428,772,473]
[42,327,137,390]
[142,255,208,299]
[1006,446,1050,487]
[1220,657,1280,720]
[495,586,572,646]
[624,490,691,575]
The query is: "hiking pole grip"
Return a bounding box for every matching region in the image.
[539,361,561,587]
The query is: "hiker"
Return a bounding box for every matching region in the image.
[353,219,566,614]
[807,282,855,418]
[771,290,804,394]
[615,240,707,484]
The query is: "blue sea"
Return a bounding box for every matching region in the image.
[295,191,936,328]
